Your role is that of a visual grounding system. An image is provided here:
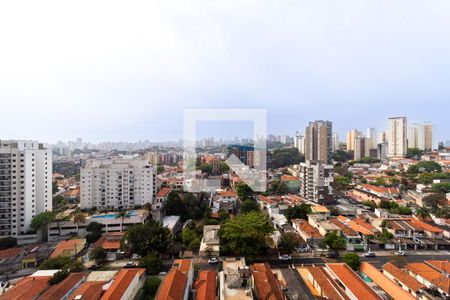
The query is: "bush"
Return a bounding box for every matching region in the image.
[90,247,107,264]
[143,276,161,296]
[48,269,69,285]
[343,253,360,271]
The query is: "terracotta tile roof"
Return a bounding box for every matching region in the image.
[382,262,424,293]
[38,273,86,300]
[68,281,106,300]
[100,269,144,300]
[0,247,22,259]
[292,219,323,239]
[50,239,85,258]
[0,276,51,300]
[329,218,359,237]
[350,217,379,235]
[326,263,382,300]
[360,263,415,300]
[411,219,444,233]
[280,175,299,181]
[361,184,399,196]
[193,270,217,300]
[388,220,422,232]
[305,266,350,300]
[426,260,450,274]
[94,232,125,250]
[218,190,237,197]
[406,262,450,293]
[157,187,172,198]
[250,263,284,300]
[155,259,192,300]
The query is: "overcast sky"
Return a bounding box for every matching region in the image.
[1,0,449,144]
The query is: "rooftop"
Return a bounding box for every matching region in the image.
[194,270,217,300]
[50,239,85,258]
[38,273,86,300]
[100,268,145,300]
[382,262,425,293]
[250,263,284,300]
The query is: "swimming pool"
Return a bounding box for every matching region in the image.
[91,210,138,219]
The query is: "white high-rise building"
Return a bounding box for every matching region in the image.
[387,117,407,158]
[332,132,340,152]
[0,140,52,238]
[80,159,156,210]
[379,130,387,144]
[408,123,433,151]
[298,161,334,205]
[294,132,305,155]
[346,129,361,151]
[354,137,370,160]
[366,128,377,149]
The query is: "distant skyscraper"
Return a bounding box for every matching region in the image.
[354,137,370,160]
[377,143,388,162]
[408,123,433,151]
[305,120,332,164]
[332,132,339,152]
[346,129,361,151]
[387,117,407,158]
[294,132,305,155]
[366,128,377,149]
[379,130,387,144]
[0,140,52,239]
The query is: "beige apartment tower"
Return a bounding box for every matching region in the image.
[305,120,332,164]
[387,117,407,158]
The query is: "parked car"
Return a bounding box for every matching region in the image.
[131,254,141,260]
[394,251,407,256]
[208,257,220,264]
[89,263,100,270]
[326,251,339,259]
[125,261,138,268]
[364,251,376,257]
[158,271,167,276]
[279,254,292,261]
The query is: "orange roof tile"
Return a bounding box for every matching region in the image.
[155,260,192,300]
[100,269,144,300]
[382,262,424,293]
[326,263,382,300]
[218,190,237,197]
[68,281,106,300]
[50,239,85,258]
[280,175,299,181]
[426,260,450,274]
[38,273,86,300]
[157,187,172,198]
[305,266,350,300]
[411,219,444,233]
[292,219,323,239]
[406,262,450,293]
[193,270,217,300]
[0,247,22,258]
[0,276,51,300]
[250,263,284,300]
[360,263,415,300]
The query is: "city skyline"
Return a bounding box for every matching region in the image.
[1,1,450,143]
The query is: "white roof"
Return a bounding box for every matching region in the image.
[31,270,60,277]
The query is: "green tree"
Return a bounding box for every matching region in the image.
[221,212,273,257]
[408,161,442,174]
[236,183,253,199]
[52,182,59,194]
[241,199,260,214]
[285,204,312,222]
[157,165,165,173]
[324,232,346,250]
[182,228,199,249]
[332,150,353,163]
[73,212,86,235]
[125,222,172,256]
[39,256,84,272]
[53,195,66,207]
[143,276,161,298]
[48,269,69,285]
[278,232,302,254]
[333,176,352,190]
[431,183,450,194]
[362,201,377,210]
[415,207,430,219]
[378,229,393,242]
[406,148,424,158]
[139,253,163,275]
[0,237,17,250]
[31,211,55,242]
[270,181,288,195]
[86,221,103,244]
[89,247,107,264]
[164,192,188,219]
[422,193,447,210]
[271,147,303,168]
[343,253,361,271]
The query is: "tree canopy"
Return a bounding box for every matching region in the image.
[236,183,254,199]
[221,211,273,257]
[139,253,163,275]
[431,183,450,194]
[125,221,172,256]
[324,231,346,250]
[408,161,442,174]
[278,232,302,254]
[343,253,360,271]
[422,193,447,210]
[285,204,312,222]
[0,237,17,250]
[271,147,304,169]
[89,247,107,264]
[30,211,55,231]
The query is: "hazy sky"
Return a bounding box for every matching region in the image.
[1,1,449,143]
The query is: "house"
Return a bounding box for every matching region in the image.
[310,205,331,218]
[0,274,52,300]
[329,218,363,251]
[219,258,252,300]
[155,259,194,300]
[250,263,285,300]
[50,238,86,259]
[300,266,350,300]
[382,262,425,299]
[280,175,300,193]
[100,268,146,300]
[325,263,382,300]
[162,215,182,235]
[215,190,238,214]
[199,225,220,257]
[38,272,86,300]
[153,187,172,222]
[360,262,415,300]
[0,247,24,273]
[68,281,107,300]
[405,262,450,298]
[193,270,217,300]
[292,219,323,248]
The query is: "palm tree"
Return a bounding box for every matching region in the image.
[73,212,86,236]
[116,211,127,232]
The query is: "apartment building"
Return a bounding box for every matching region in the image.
[0,140,52,239]
[298,161,334,204]
[80,159,156,210]
[408,123,433,151]
[305,120,333,164]
[346,129,361,152]
[354,137,370,160]
[388,117,407,158]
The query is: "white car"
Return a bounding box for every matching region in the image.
[364,251,376,257]
[208,257,220,264]
[394,251,407,256]
[279,254,292,261]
